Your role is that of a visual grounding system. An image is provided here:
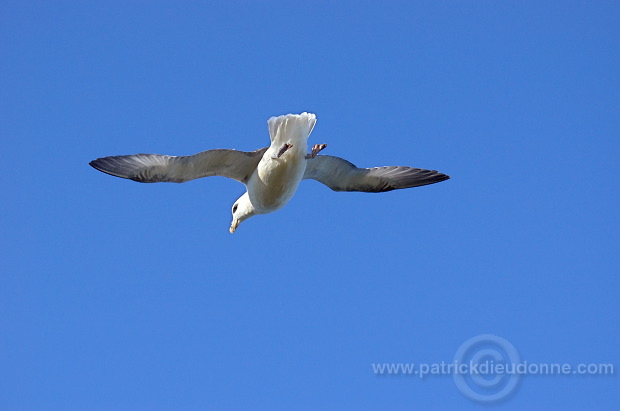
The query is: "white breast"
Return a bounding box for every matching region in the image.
[247,112,316,213]
[248,147,307,213]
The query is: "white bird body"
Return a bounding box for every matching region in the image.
[249,113,316,213]
[250,152,305,212]
[89,112,449,233]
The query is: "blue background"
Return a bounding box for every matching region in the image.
[1,1,618,409]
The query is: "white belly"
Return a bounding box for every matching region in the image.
[247,148,307,213]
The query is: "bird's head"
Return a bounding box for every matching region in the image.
[229,192,257,233]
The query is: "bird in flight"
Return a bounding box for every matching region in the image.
[90,112,449,233]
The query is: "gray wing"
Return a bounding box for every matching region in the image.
[89,147,268,184]
[303,155,449,192]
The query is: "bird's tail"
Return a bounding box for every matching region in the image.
[267,112,316,145]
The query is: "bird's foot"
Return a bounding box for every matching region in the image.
[306,143,327,159]
[272,143,293,159]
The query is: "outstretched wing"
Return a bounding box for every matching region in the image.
[303,155,449,192]
[90,148,268,184]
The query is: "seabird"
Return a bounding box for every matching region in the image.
[89,112,449,233]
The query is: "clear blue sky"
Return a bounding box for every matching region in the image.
[1,1,618,410]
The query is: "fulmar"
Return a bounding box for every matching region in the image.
[89,112,449,233]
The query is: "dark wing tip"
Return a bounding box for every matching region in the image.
[89,157,118,177]
[89,158,109,173]
[89,156,143,181]
[365,166,450,192]
[430,171,450,183]
[401,168,450,188]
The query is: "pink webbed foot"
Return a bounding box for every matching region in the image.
[273,143,293,159]
[306,143,327,159]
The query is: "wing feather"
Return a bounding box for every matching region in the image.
[303,155,449,192]
[89,148,268,184]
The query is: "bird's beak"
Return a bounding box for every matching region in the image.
[229,219,239,234]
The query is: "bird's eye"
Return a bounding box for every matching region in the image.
[232,204,238,213]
